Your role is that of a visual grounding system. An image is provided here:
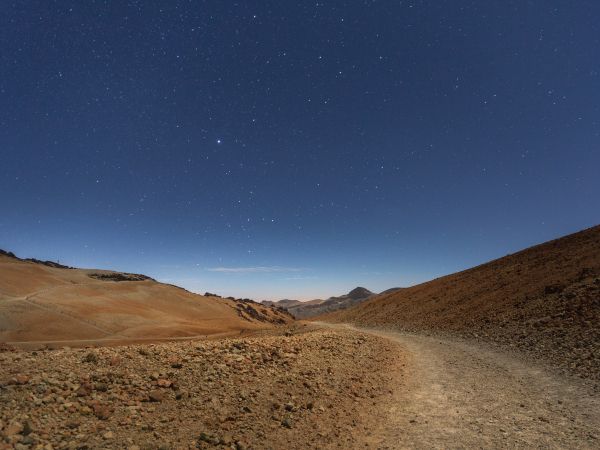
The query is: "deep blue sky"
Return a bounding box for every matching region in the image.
[1,1,599,300]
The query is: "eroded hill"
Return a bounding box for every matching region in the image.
[0,252,291,346]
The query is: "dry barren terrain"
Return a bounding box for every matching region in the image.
[320,323,600,449]
[0,253,290,345]
[2,226,600,448]
[0,326,402,450]
[3,322,600,449]
[322,225,600,381]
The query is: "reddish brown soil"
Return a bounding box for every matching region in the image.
[322,225,600,381]
[0,327,403,449]
[0,255,291,345]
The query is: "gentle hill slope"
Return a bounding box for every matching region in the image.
[0,251,291,346]
[321,225,600,380]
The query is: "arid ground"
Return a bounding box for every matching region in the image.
[1,325,404,450]
[323,225,600,382]
[2,322,599,449]
[0,252,291,346]
[2,226,600,449]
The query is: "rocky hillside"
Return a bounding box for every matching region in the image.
[0,251,292,346]
[268,287,376,319]
[262,299,303,308]
[322,225,600,381]
[0,327,403,449]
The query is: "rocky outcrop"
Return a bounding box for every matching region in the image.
[0,248,73,269]
[88,272,155,282]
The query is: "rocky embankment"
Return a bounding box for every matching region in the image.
[0,328,403,449]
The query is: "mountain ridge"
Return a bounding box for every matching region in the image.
[264,286,379,319]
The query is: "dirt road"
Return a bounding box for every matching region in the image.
[317,322,600,449]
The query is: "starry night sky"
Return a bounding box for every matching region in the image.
[2,1,599,300]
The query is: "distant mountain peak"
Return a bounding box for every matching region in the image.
[347,287,373,299]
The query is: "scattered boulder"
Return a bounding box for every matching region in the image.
[92,403,112,420]
[7,374,30,385]
[148,390,165,402]
[83,352,98,364]
[156,379,172,388]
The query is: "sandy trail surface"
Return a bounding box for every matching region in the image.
[317,322,600,449]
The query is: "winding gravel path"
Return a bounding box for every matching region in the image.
[317,322,600,449]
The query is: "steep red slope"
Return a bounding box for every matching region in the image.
[322,225,600,380]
